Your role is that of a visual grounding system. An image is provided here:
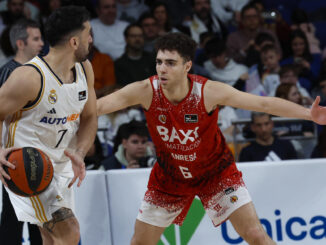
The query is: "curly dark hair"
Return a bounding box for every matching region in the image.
[155,32,197,62]
[44,6,90,47]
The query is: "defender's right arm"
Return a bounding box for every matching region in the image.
[0,66,41,185]
[97,79,153,116]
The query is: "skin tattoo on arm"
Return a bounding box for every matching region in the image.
[43,207,75,233]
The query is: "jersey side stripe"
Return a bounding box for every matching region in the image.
[6,112,18,148]
[30,196,43,223]
[22,63,45,111]
[36,196,48,222]
[10,111,22,147]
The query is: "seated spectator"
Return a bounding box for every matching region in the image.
[204,37,248,91]
[101,120,155,170]
[278,65,312,105]
[138,12,159,54]
[290,8,321,55]
[0,0,27,35]
[150,1,184,36]
[88,34,116,98]
[116,0,149,23]
[84,135,105,170]
[188,0,228,43]
[218,105,239,143]
[210,0,249,25]
[226,3,281,64]
[246,44,281,96]
[275,83,315,158]
[114,23,156,86]
[91,0,129,60]
[281,29,322,87]
[239,112,297,162]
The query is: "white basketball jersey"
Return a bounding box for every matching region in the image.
[2,55,88,163]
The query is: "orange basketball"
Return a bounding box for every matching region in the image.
[4,147,54,197]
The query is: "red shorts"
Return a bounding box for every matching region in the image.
[137,162,251,227]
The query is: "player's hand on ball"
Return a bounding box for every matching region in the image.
[64,150,86,188]
[0,147,17,186]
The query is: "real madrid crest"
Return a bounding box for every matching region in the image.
[48,89,57,104]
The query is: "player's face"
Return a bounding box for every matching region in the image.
[261,50,279,71]
[74,22,92,62]
[24,27,43,60]
[251,115,273,142]
[156,50,191,87]
[123,135,148,160]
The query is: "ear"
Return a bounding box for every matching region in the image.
[122,139,127,147]
[185,60,192,72]
[16,39,25,50]
[69,36,79,50]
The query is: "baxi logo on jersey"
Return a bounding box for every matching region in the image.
[48,89,57,104]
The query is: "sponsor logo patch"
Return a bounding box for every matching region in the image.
[47,108,56,114]
[79,90,87,101]
[224,187,235,195]
[184,114,198,123]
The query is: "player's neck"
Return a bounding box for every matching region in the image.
[43,48,76,82]
[162,76,190,105]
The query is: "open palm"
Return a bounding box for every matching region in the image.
[64,150,86,188]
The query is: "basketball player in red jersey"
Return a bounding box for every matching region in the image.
[97,33,326,245]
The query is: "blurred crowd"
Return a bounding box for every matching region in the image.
[1,0,326,167]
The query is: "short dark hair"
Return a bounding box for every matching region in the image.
[121,120,149,140]
[138,12,156,26]
[123,23,143,38]
[10,19,40,52]
[204,37,226,58]
[155,33,197,62]
[279,64,298,77]
[44,6,90,47]
[255,32,275,46]
[251,112,271,123]
[260,44,278,55]
[241,3,259,18]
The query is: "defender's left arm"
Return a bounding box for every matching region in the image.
[204,80,326,125]
[65,60,97,187]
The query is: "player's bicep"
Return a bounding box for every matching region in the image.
[0,67,40,120]
[97,79,152,115]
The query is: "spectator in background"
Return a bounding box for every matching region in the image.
[138,12,159,54]
[278,65,312,105]
[115,23,156,86]
[39,0,61,31]
[281,29,322,87]
[116,0,149,24]
[290,8,321,55]
[101,120,155,170]
[84,135,105,170]
[188,0,228,43]
[0,18,43,245]
[91,0,128,60]
[0,0,27,35]
[226,3,280,64]
[88,31,116,98]
[150,1,182,36]
[210,0,249,25]
[204,37,248,91]
[239,112,297,162]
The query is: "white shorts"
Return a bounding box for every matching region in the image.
[6,161,75,226]
[137,186,251,228]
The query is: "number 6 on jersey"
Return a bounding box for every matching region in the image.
[179,166,193,179]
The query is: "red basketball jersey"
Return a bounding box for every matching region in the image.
[144,74,235,193]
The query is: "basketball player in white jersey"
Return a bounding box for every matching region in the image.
[0,6,97,245]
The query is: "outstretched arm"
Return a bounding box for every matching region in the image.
[204,81,326,124]
[97,79,153,116]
